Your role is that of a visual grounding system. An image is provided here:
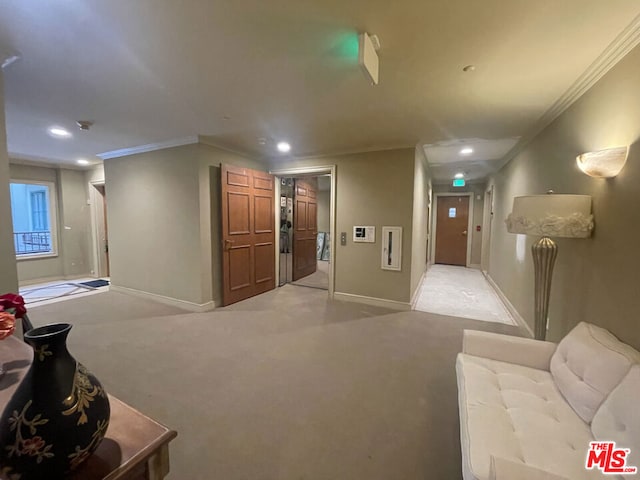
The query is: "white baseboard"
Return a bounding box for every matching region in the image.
[410,268,428,309]
[110,285,216,312]
[334,291,411,311]
[19,274,94,287]
[468,263,481,270]
[483,273,533,338]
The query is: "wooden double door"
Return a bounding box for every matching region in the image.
[221,166,319,306]
[221,165,276,306]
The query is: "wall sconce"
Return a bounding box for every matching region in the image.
[576,146,628,178]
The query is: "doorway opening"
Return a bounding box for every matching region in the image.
[278,175,331,290]
[270,166,335,296]
[90,182,110,278]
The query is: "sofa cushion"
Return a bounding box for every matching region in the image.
[591,365,640,479]
[457,353,602,480]
[550,322,640,423]
[489,456,570,480]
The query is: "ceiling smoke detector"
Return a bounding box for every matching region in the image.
[76,120,93,131]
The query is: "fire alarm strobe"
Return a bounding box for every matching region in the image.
[359,33,380,85]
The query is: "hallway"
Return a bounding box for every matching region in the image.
[414,265,514,325]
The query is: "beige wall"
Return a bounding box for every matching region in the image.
[317,189,330,233]
[410,146,432,298]
[59,169,92,277]
[85,164,105,185]
[0,71,18,294]
[270,148,416,304]
[105,145,203,304]
[105,142,266,307]
[432,182,485,266]
[9,163,92,283]
[488,43,640,349]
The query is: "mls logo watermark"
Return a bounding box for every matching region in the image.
[586,442,637,475]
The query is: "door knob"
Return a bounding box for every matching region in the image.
[462,230,468,236]
[224,239,233,250]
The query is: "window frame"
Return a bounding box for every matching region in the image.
[9,179,59,260]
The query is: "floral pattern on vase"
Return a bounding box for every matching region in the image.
[0,323,110,479]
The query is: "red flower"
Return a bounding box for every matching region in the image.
[0,293,26,319]
[0,312,15,340]
[22,436,45,456]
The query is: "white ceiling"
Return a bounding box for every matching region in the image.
[1,0,640,180]
[424,137,520,183]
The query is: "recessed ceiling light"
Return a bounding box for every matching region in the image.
[277,141,291,153]
[77,159,90,166]
[460,147,473,155]
[454,172,464,179]
[48,127,71,138]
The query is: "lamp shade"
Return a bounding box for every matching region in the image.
[505,194,593,238]
[576,146,628,178]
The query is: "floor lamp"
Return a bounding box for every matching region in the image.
[506,193,593,340]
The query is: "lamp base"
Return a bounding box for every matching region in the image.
[532,236,558,340]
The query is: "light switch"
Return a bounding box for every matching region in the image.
[340,232,347,246]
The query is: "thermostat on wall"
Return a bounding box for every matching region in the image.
[353,226,375,243]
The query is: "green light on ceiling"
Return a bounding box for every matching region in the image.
[336,32,359,62]
[453,178,466,187]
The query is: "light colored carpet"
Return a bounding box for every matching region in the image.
[414,265,515,325]
[25,285,522,479]
[292,260,329,290]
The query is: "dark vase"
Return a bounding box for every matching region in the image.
[0,323,110,479]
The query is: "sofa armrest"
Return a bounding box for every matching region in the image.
[463,330,557,371]
[490,456,569,480]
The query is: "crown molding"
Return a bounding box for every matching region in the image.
[497,13,640,171]
[97,135,199,160]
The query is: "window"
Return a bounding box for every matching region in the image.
[31,191,48,231]
[9,181,58,257]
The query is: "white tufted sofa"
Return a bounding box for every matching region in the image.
[456,322,640,480]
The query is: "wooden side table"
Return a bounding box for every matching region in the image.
[0,336,177,480]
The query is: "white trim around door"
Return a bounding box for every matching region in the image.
[269,165,336,297]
